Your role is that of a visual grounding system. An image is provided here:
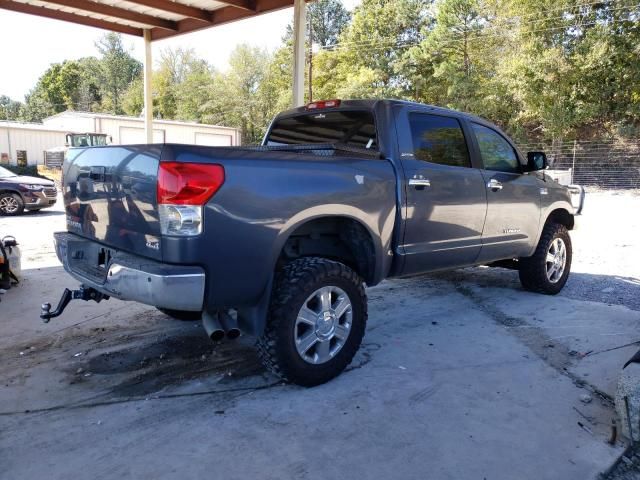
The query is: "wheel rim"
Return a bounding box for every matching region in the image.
[0,196,19,214]
[545,237,567,283]
[294,285,353,365]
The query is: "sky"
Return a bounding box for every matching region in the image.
[0,1,360,102]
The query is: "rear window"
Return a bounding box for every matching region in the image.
[266,110,378,150]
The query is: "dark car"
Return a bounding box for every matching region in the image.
[0,165,57,215]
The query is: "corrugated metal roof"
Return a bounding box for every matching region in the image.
[0,0,297,39]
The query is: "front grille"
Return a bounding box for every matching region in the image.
[44,187,57,198]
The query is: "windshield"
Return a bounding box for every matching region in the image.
[92,135,108,146]
[0,166,17,178]
[70,134,91,147]
[265,110,378,150]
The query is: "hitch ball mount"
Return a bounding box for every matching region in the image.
[41,286,109,323]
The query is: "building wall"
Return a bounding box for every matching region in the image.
[0,124,67,166]
[42,112,241,146]
[0,113,241,166]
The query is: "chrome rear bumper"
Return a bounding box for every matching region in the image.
[54,232,205,312]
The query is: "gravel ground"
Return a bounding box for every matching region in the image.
[566,190,640,310]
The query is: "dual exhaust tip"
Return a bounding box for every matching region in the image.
[202,311,241,342]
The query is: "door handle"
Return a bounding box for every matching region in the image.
[409,178,431,188]
[487,178,503,191]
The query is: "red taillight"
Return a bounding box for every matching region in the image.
[306,99,341,110]
[157,162,225,205]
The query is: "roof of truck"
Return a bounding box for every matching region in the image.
[277,99,494,125]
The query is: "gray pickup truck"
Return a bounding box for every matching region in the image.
[43,99,579,386]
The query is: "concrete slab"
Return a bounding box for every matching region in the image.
[1,192,638,479]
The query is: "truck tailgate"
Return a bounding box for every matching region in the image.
[63,145,163,260]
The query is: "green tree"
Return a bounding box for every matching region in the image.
[308,0,351,47]
[201,45,279,144]
[95,33,141,114]
[18,58,102,121]
[0,95,23,120]
[403,0,496,111]
[314,0,428,99]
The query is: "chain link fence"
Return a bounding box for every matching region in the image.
[518,140,640,189]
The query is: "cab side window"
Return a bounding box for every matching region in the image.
[409,113,471,168]
[471,123,520,173]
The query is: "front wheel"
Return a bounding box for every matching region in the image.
[0,193,24,216]
[257,257,367,387]
[519,222,572,295]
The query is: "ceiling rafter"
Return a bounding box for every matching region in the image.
[151,0,295,40]
[0,0,144,36]
[216,0,257,12]
[41,0,178,30]
[123,0,213,22]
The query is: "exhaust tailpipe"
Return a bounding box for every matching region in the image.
[219,311,241,340]
[202,312,225,342]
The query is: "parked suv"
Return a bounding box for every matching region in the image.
[45,99,581,386]
[0,166,57,215]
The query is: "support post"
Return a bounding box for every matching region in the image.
[143,29,153,144]
[292,0,306,107]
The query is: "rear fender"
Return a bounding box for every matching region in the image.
[237,205,395,336]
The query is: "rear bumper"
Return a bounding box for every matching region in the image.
[54,232,205,311]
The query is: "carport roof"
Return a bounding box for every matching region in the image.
[0,0,299,40]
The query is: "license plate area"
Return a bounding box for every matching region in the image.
[67,240,114,283]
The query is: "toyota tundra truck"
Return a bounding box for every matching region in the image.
[43,99,580,386]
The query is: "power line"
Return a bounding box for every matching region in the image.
[318,2,639,52]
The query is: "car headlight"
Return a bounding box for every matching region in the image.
[19,184,44,191]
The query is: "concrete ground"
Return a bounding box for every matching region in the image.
[1,191,639,480]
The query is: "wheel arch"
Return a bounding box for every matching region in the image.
[237,208,391,337]
[545,207,575,230]
[276,215,379,285]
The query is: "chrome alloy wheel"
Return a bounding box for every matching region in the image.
[0,196,19,214]
[294,286,353,365]
[546,237,567,283]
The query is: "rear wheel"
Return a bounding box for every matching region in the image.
[257,257,367,387]
[0,193,24,216]
[519,222,572,295]
[156,307,202,321]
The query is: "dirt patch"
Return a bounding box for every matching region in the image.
[3,312,267,403]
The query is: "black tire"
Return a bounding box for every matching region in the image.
[156,307,202,321]
[0,193,24,216]
[257,257,367,387]
[519,222,572,295]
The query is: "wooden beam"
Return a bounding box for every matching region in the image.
[143,29,154,144]
[292,0,305,106]
[216,0,257,11]
[0,0,143,36]
[124,0,213,22]
[41,0,178,30]
[151,0,296,40]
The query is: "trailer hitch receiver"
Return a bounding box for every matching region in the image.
[40,286,109,323]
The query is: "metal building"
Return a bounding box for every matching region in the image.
[0,112,241,166]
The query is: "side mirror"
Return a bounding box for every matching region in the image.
[527,151,548,171]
